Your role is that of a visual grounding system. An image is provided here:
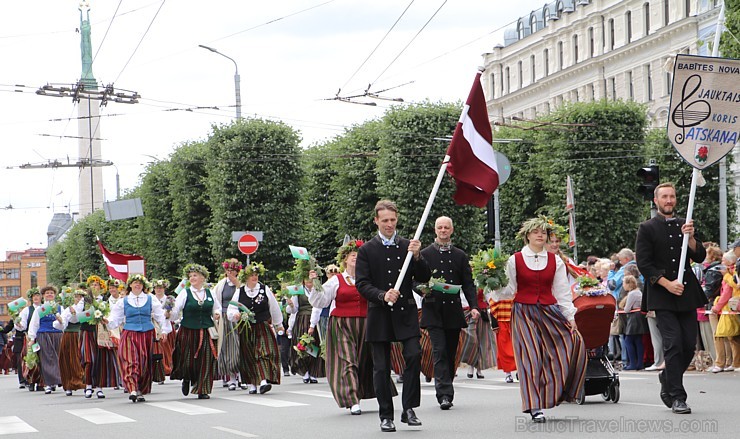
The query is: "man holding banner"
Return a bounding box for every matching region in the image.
[356,200,431,433]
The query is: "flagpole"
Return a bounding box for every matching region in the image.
[389,155,450,305]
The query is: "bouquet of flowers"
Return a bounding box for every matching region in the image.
[572,275,609,297]
[416,273,448,296]
[293,332,319,359]
[292,257,325,294]
[58,286,76,308]
[79,298,110,325]
[471,248,510,292]
[228,301,256,336]
[24,343,39,369]
[163,295,176,312]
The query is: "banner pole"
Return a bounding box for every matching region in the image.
[677,167,699,284]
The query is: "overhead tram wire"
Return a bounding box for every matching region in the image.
[114,0,167,84]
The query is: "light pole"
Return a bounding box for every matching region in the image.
[199,44,242,120]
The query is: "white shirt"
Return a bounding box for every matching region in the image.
[170,286,221,321]
[14,304,40,332]
[107,292,170,334]
[496,245,577,321]
[28,301,60,340]
[226,283,283,326]
[287,285,322,328]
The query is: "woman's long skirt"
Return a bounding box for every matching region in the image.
[325,316,375,408]
[152,324,176,383]
[120,329,154,395]
[217,317,240,378]
[21,338,43,387]
[171,327,217,395]
[512,303,586,412]
[59,332,85,390]
[290,314,326,378]
[390,342,405,375]
[238,321,281,385]
[495,321,517,373]
[37,332,62,386]
[458,310,496,370]
[80,329,120,388]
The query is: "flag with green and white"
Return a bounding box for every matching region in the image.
[432,282,462,294]
[286,285,304,295]
[289,245,311,260]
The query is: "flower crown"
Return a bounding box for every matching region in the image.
[182,263,210,280]
[222,258,243,272]
[152,279,171,289]
[517,215,555,244]
[126,274,152,291]
[26,287,40,299]
[336,239,364,268]
[238,262,267,282]
[86,275,107,290]
[107,277,124,290]
[546,218,569,243]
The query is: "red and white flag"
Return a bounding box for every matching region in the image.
[566,176,577,249]
[97,239,145,282]
[446,72,499,208]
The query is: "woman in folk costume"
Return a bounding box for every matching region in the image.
[286,259,326,383]
[458,289,496,379]
[227,261,284,394]
[107,274,170,403]
[27,285,63,394]
[151,279,177,385]
[88,275,107,302]
[308,240,389,415]
[56,288,86,395]
[106,278,125,390]
[495,216,586,423]
[170,263,221,399]
[488,296,517,383]
[213,259,243,391]
[14,288,44,391]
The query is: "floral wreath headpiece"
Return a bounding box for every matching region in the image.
[26,287,40,299]
[182,263,210,280]
[517,215,554,244]
[152,279,171,289]
[238,261,267,282]
[336,239,364,268]
[107,277,124,290]
[126,274,152,291]
[222,258,243,272]
[86,275,107,290]
[545,217,569,243]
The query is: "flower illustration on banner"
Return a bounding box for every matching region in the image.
[694,144,709,165]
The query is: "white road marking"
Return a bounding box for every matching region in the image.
[0,416,38,435]
[287,390,334,398]
[218,395,307,407]
[147,401,225,415]
[617,402,668,408]
[66,408,136,425]
[212,426,258,437]
[455,383,519,390]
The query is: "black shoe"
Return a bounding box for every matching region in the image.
[198,394,210,399]
[658,371,672,408]
[181,380,190,396]
[380,418,396,432]
[309,377,318,384]
[129,392,138,403]
[400,408,421,426]
[476,372,485,379]
[303,377,310,384]
[425,376,432,383]
[439,397,453,410]
[259,383,272,394]
[466,373,473,378]
[136,395,146,403]
[672,400,691,414]
[18,384,26,389]
[531,412,546,423]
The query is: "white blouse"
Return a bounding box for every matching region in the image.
[107,292,170,334]
[226,284,283,326]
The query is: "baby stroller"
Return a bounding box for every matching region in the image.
[571,286,620,404]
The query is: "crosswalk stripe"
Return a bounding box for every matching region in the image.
[66,408,136,425]
[147,401,225,415]
[0,416,38,435]
[421,390,436,396]
[455,383,519,390]
[287,390,334,399]
[212,426,259,437]
[218,395,307,407]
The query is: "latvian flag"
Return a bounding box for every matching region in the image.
[446,72,500,208]
[97,239,145,282]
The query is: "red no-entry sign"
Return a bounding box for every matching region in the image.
[237,233,259,255]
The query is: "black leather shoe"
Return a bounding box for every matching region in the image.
[531,412,546,423]
[439,397,453,410]
[400,408,421,426]
[672,399,691,414]
[658,371,672,408]
[380,419,396,432]
[198,394,210,399]
[136,395,146,403]
[259,383,272,394]
[181,380,190,396]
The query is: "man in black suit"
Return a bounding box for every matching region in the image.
[636,182,706,414]
[418,216,479,410]
[356,200,431,433]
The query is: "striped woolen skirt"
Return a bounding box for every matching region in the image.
[59,332,85,390]
[512,303,586,412]
[37,332,63,386]
[390,342,405,374]
[120,329,155,395]
[152,327,175,383]
[171,327,217,395]
[217,317,241,377]
[80,329,120,388]
[418,310,435,379]
[325,316,374,408]
[290,314,326,378]
[457,310,496,370]
[238,321,281,385]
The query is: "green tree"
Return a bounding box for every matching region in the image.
[720,0,740,58]
[299,141,340,264]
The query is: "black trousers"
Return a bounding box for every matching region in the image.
[427,326,460,403]
[655,310,696,402]
[277,333,291,373]
[369,337,421,420]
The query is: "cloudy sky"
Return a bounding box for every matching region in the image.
[0,0,546,256]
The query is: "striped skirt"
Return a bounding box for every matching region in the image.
[512,303,586,412]
[238,321,281,385]
[120,329,155,395]
[458,310,496,370]
[217,317,241,377]
[152,325,176,382]
[418,310,435,379]
[171,327,217,395]
[59,332,85,390]
[290,314,326,378]
[325,316,374,408]
[80,329,120,388]
[390,342,405,374]
[37,332,63,386]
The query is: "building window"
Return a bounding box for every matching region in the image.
[544,101,551,113]
[664,0,670,26]
[8,286,20,297]
[0,286,4,297]
[530,55,536,84]
[505,67,510,93]
[587,83,595,101]
[610,77,617,100]
[644,2,651,35]
[518,60,523,88]
[517,20,526,39]
[685,0,691,17]
[628,71,634,100]
[6,268,19,279]
[626,11,632,44]
[490,73,496,99]
[588,27,595,58]
[30,271,38,289]
[544,7,551,27]
[0,304,5,315]
[531,14,538,32]
[499,65,504,96]
[544,49,550,76]
[608,19,615,50]
[664,58,673,96]
[573,34,579,63]
[558,41,564,70]
[646,64,653,101]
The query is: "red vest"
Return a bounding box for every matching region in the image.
[331,274,368,318]
[513,251,557,305]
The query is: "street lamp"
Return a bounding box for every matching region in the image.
[198,44,242,120]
